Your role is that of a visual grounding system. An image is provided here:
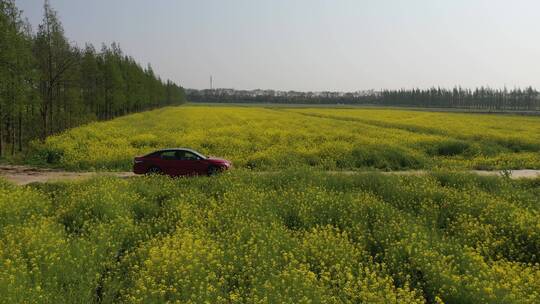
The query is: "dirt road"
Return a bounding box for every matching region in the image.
[1,165,539,186]
[0,165,134,185]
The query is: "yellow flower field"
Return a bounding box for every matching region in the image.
[4,105,538,302]
[29,105,540,170]
[1,171,539,303]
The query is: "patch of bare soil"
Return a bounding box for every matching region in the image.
[470,169,540,179]
[0,165,134,185]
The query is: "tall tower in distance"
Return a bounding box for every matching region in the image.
[210,75,213,90]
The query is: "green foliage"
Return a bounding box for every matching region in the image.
[0,0,36,156]
[0,0,186,157]
[425,140,472,156]
[0,172,539,303]
[188,87,540,111]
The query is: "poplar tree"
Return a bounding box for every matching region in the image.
[0,0,34,156]
[0,0,185,156]
[34,0,78,138]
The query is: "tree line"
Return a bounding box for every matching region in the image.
[187,89,377,105]
[379,87,539,110]
[0,0,185,157]
[188,87,540,111]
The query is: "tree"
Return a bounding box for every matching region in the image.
[34,0,79,138]
[1,0,186,156]
[80,43,99,117]
[0,0,35,156]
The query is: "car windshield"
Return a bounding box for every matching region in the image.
[192,150,206,159]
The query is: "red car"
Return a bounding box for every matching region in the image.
[133,148,231,176]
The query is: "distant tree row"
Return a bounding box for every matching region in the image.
[379,87,539,110]
[186,89,376,105]
[0,0,185,156]
[188,87,540,111]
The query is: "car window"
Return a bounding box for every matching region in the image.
[183,151,200,160]
[160,151,177,160]
[176,150,199,160]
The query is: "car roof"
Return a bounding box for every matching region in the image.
[143,148,206,158]
[155,148,199,153]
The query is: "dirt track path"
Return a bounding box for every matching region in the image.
[0,165,539,186]
[0,165,134,185]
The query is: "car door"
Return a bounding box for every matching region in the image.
[158,150,180,176]
[178,151,208,175]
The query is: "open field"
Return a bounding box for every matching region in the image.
[189,102,540,115]
[28,105,540,171]
[4,1,540,303]
[1,171,539,303]
[3,105,540,303]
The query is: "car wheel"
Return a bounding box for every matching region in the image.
[146,166,162,175]
[207,166,220,176]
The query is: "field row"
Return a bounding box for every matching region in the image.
[1,171,539,303]
[29,106,540,171]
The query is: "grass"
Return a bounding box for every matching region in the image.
[1,171,539,303]
[27,105,540,171]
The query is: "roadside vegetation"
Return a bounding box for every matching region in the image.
[29,106,540,171]
[1,171,539,303]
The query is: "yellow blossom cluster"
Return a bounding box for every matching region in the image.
[0,170,538,303]
[28,106,540,171]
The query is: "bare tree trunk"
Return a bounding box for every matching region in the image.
[6,117,12,156]
[18,108,23,152]
[11,117,15,156]
[9,76,15,155]
[41,87,49,140]
[46,8,53,138]
[0,111,3,158]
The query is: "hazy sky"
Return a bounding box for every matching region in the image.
[15,0,540,91]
